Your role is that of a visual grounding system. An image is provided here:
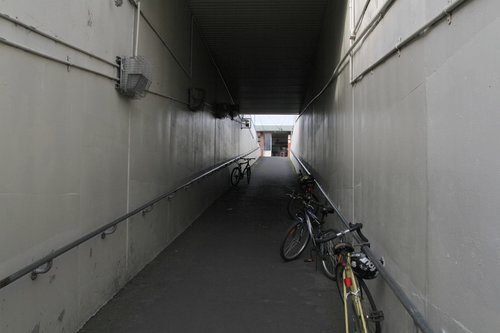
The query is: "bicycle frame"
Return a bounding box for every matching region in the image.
[339,253,370,333]
[302,206,319,247]
[238,160,250,174]
[231,158,254,186]
[314,223,381,333]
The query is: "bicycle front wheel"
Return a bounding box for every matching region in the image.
[319,237,338,280]
[231,167,241,186]
[280,220,310,261]
[246,166,251,184]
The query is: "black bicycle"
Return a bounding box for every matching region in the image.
[287,174,319,219]
[279,199,338,279]
[231,158,255,186]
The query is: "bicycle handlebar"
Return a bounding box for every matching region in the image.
[315,223,369,244]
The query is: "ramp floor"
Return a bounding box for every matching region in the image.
[79,157,343,333]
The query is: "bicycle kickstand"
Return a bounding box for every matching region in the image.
[304,247,315,263]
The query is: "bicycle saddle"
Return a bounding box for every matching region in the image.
[320,207,335,215]
[334,242,355,254]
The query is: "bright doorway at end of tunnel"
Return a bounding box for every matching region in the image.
[245,114,297,158]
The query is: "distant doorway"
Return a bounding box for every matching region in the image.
[272,132,289,157]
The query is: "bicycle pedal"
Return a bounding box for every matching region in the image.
[368,310,384,322]
[304,258,314,263]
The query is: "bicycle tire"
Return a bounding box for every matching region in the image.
[336,264,346,299]
[319,237,338,280]
[280,220,310,261]
[345,296,361,333]
[337,265,381,333]
[358,279,381,333]
[231,167,241,186]
[246,166,251,184]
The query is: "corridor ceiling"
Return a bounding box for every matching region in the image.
[188,0,328,114]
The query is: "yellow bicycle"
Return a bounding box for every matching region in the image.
[316,223,384,333]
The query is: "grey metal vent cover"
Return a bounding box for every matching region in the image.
[117,56,152,98]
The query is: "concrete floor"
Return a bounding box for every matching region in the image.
[79,157,343,333]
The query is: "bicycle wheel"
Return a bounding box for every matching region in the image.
[358,279,382,333]
[337,265,381,333]
[246,166,251,184]
[280,220,310,261]
[336,264,346,299]
[346,296,363,333]
[319,238,338,280]
[231,167,241,186]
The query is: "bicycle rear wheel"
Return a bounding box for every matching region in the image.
[246,166,251,184]
[280,220,310,261]
[231,167,241,186]
[358,279,382,333]
[337,265,381,333]
[346,296,363,333]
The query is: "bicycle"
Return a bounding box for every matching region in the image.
[279,199,338,279]
[316,223,384,333]
[287,174,319,219]
[230,158,255,186]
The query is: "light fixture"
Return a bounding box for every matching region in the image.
[188,88,206,111]
[116,56,152,98]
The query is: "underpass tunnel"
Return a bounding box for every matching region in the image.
[1,0,500,332]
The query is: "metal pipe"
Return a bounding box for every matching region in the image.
[133,1,141,57]
[298,0,396,118]
[127,2,233,101]
[362,246,436,333]
[128,0,192,78]
[0,147,259,290]
[146,89,189,106]
[349,0,355,85]
[192,17,236,105]
[353,0,371,36]
[0,36,119,81]
[298,0,474,119]
[351,0,472,83]
[0,12,119,68]
[289,149,436,333]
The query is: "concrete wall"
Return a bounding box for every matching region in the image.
[293,0,500,332]
[0,1,257,332]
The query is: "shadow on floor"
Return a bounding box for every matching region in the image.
[79,157,343,333]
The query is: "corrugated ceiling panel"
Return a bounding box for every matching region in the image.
[188,0,328,114]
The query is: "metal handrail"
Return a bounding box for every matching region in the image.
[290,149,436,333]
[0,147,259,290]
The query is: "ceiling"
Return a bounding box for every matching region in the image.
[188,0,328,114]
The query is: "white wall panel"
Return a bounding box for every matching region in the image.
[0,0,257,332]
[293,0,500,331]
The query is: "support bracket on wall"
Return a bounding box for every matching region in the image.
[101,225,118,239]
[31,260,53,280]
